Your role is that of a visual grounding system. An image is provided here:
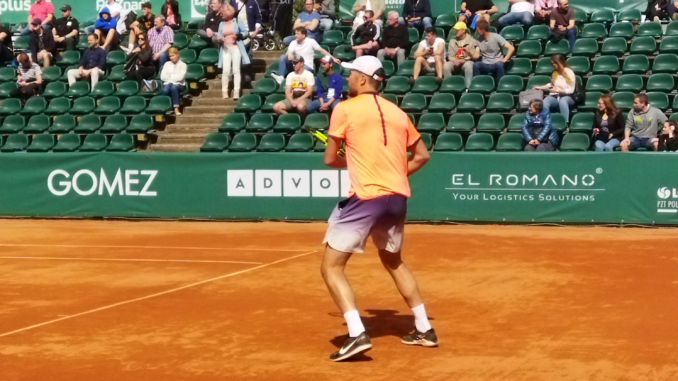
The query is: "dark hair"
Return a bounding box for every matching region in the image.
[364,10,374,18]
[88,32,98,40]
[551,54,570,70]
[666,119,678,131]
[635,93,648,105]
[17,53,29,65]
[295,26,307,35]
[475,19,489,32]
[424,26,437,36]
[529,99,543,113]
[142,1,151,9]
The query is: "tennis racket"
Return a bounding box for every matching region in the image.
[306,127,346,157]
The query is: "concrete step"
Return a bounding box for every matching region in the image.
[201,89,255,99]
[184,106,235,116]
[254,51,283,59]
[158,133,210,145]
[164,124,219,134]
[151,143,202,152]
[191,97,239,106]
[176,114,227,125]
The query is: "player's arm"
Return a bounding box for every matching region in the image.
[324,136,347,168]
[407,139,430,176]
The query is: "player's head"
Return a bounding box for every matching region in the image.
[342,56,385,97]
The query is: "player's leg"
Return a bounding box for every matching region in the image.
[320,246,357,315]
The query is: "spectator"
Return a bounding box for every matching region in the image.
[647,0,670,21]
[53,4,79,51]
[161,0,182,30]
[533,54,574,118]
[273,56,315,115]
[657,120,678,151]
[316,0,336,31]
[67,34,106,88]
[283,0,321,45]
[352,10,380,58]
[29,19,56,67]
[148,15,175,68]
[85,0,122,35]
[197,0,222,48]
[161,47,187,115]
[534,0,557,25]
[125,32,156,86]
[549,0,575,54]
[13,53,42,102]
[671,0,678,19]
[413,27,445,81]
[307,55,343,114]
[460,0,498,28]
[232,0,264,46]
[473,20,514,82]
[271,27,336,84]
[218,3,250,99]
[126,2,155,53]
[94,7,120,53]
[22,0,54,36]
[0,17,13,63]
[497,0,535,33]
[400,0,433,30]
[593,94,625,152]
[352,0,385,30]
[377,11,409,67]
[522,99,558,151]
[444,21,479,88]
[621,93,667,151]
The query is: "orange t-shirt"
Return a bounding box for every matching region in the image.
[329,92,421,200]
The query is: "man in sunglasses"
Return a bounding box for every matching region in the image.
[53,4,79,51]
[352,10,380,57]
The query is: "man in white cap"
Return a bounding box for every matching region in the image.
[320,55,437,362]
[444,21,479,88]
[306,55,343,114]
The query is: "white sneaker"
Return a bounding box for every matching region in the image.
[271,73,284,85]
[120,46,132,54]
[233,89,240,100]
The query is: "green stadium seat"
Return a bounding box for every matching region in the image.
[647,92,670,111]
[457,93,485,112]
[617,9,642,22]
[188,34,210,50]
[69,96,96,114]
[314,138,327,152]
[659,36,678,54]
[100,114,129,133]
[41,66,62,82]
[200,132,230,152]
[615,74,644,93]
[106,50,126,67]
[560,133,590,151]
[544,40,570,56]
[113,80,140,97]
[526,75,550,90]
[195,48,220,70]
[65,81,90,97]
[57,50,81,67]
[50,115,77,133]
[52,133,81,152]
[620,54,648,74]
[245,113,275,132]
[652,54,678,73]
[569,112,595,132]
[534,57,554,75]
[667,21,678,36]
[381,60,395,77]
[0,67,15,82]
[285,133,314,152]
[23,114,51,133]
[229,132,258,152]
[630,36,656,55]
[612,91,635,111]
[439,75,466,93]
[272,113,302,133]
[446,112,475,132]
[44,97,72,115]
[578,92,603,111]
[408,27,420,44]
[496,133,525,151]
[59,65,78,82]
[572,38,598,57]
[580,23,607,39]
[416,113,445,133]
[185,64,206,84]
[638,21,663,38]
[436,27,445,40]
[106,133,135,152]
[552,113,568,132]
[508,114,525,132]
[79,134,108,152]
[333,45,356,61]
[260,94,285,113]
[573,7,588,24]
[90,81,116,98]
[435,12,456,31]
[525,24,549,40]
[21,97,47,116]
[74,114,103,133]
[322,30,344,49]
[219,113,247,133]
[465,133,494,151]
[76,34,89,50]
[496,75,524,94]
[420,132,433,150]
[173,33,190,49]
[434,132,463,151]
[119,95,147,114]
[411,76,440,94]
[505,57,533,76]
[600,37,628,56]
[252,78,278,95]
[94,96,122,114]
[501,25,524,42]
[468,75,495,94]
[646,73,675,93]
[383,76,411,94]
[486,93,515,112]
[608,22,634,39]
[381,93,398,105]
[13,35,29,50]
[179,49,197,64]
[516,40,542,58]
[105,65,126,82]
[590,10,614,23]
[428,93,456,112]
[0,98,22,115]
[43,82,67,99]
[567,56,590,75]
[592,56,620,75]
[343,31,354,44]
[126,114,155,133]
[585,74,613,93]
[304,113,330,130]
[145,95,172,115]
[257,133,286,152]
[476,113,505,132]
[0,82,18,98]
[0,134,29,152]
[26,133,55,152]
[0,115,26,133]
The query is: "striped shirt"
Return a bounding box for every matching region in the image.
[18,63,42,82]
[147,25,174,55]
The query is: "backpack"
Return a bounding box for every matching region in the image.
[571,79,584,104]
[141,79,158,92]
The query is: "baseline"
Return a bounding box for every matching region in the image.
[0,243,308,252]
[0,256,262,265]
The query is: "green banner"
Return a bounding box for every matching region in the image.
[1,151,677,225]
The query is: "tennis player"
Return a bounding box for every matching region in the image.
[321,55,438,362]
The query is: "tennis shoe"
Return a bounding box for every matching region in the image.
[330,332,372,361]
[271,73,284,85]
[401,328,439,347]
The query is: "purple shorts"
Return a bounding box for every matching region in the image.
[323,194,407,254]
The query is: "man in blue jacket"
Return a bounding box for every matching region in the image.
[307,55,343,113]
[400,0,433,30]
[67,33,106,88]
[94,7,120,52]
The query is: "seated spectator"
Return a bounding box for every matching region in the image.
[671,0,678,19]
[534,0,557,25]
[161,47,187,116]
[22,0,54,36]
[316,0,336,31]
[125,33,156,86]
[533,54,574,118]
[621,93,668,151]
[273,56,314,115]
[413,27,445,81]
[0,18,13,63]
[126,2,156,53]
[473,20,514,82]
[218,3,250,99]
[657,120,678,151]
[94,7,120,53]
[148,15,175,68]
[593,94,625,152]
[352,0,385,30]
[84,0,121,35]
[197,0,222,48]
[460,0,498,29]
[283,0,321,45]
[271,27,336,84]
[377,11,409,67]
[29,19,56,67]
[549,0,575,54]
[67,34,106,88]
[13,53,42,102]
[307,55,343,114]
[352,10,380,57]
[522,99,558,151]
[400,0,433,30]
[53,4,79,51]
[444,21,479,88]
[498,0,535,33]
[232,0,264,46]
[161,0,182,30]
[647,0,670,21]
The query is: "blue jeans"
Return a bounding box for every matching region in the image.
[319,18,334,31]
[84,25,95,35]
[157,51,169,68]
[594,138,620,151]
[629,136,656,150]
[277,54,312,77]
[473,61,505,81]
[498,12,534,32]
[543,95,575,118]
[22,24,51,35]
[163,83,185,107]
[548,28,576,53]
[307,98,340,113]
[398,17,433,30]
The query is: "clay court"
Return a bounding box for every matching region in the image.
[2,220,678,380]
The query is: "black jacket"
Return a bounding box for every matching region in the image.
[381,23,409,49]
[126,45,155,71]
[658,134,678,151]
[594,110,625,142]
[402,0,432,19]
[29,29,56,63]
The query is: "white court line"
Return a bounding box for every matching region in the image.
[0,256,262,265]
[0,243,307,252]
[0,250,317,338]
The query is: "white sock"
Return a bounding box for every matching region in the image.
[128,43,134,50]
[344,310,365,337]
[412,304,432,333]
